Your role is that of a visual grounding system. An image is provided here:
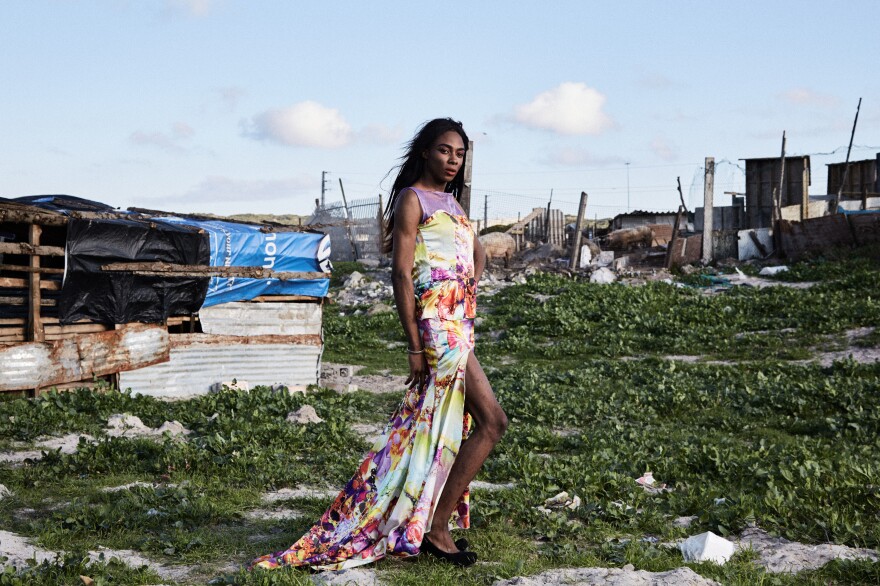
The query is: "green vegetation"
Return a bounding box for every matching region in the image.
[0,251,878,584]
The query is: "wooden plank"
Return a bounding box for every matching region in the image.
[246,295,322,303]
[0,242,65,257]
[29,223,43,346]
[0,207,69,226]
[0,318,25,326]
[100,262,329,280]
[569,192,588,269]
[0,323,170,392]
[0,264,65,275]
[0,297,56,306]
[0,277,61,291]
[44,323,110,335]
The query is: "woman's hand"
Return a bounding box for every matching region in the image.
[406,352,429,390]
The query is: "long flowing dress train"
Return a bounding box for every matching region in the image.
[252,187,477,571]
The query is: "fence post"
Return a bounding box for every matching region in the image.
[377,194,385,254]
[338,178,358,261]
[460,140,474,216]
[483,194,488,234]
[569,192,588,269]
[701,157,714,263]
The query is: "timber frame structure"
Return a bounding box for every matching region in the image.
[0,198,328,397]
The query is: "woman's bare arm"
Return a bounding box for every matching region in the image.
[473,231,487,286]
[390,189,428,389]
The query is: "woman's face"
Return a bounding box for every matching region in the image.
[423,130,466,185]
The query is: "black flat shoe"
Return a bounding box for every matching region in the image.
[420,536,478,567]
[454,538,469,551]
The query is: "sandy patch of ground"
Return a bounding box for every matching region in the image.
[106,414,190,438]
[322,362,408,394]
[471,480,516,491]
[736,526,878,573]
[0,433,95,465]
[244,508,304,521]
[261,487,341,504]
[802,347,880,367]
[493,566,720,586]
[0,529,195,581]
[312,566,383,585]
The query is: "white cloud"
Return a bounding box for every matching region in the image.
[218,86,246,111]
[541,147,625,167]
[165,0,212,16]
[780,88,839,109]
[515,82,613,135]
[129,122,195,152]
[246,101,353,149]
[649,137,678,162]
[149,175,316,205]
[356,123,403,144]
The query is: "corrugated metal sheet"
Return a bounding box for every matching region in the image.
[119,333,322,398]
[826,156,878,198]
[199,301,322,336]
[743,157,811,229]
[0,324,169,391]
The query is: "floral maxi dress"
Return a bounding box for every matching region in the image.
[252,187,477,571]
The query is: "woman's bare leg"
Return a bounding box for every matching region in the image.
[424,352,508,552]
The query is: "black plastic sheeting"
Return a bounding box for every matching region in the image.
[60,217,210,324]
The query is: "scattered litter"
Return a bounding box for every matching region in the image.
[286,405,324,424]
[673,515,698,528]
[636,471,670,494]
[759,265,789,276]
[542,491,581,510]
[713,497,727,505]
[590,267,616,284]
[0,484,10,499]
[680,531,736,565]
[211,379,250,392]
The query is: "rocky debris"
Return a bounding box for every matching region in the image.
[343,271,365,288]
[0,484,10,499]
[493,566,720,586]
[286,405,324,424]
[607,226,654,251]
[106,414,190,438]
[737,525,878,573]
[261,486,340,504]
[521,242,566,263]
[680,531,736,564]
[367,302,394,316]
[590,267,617,284]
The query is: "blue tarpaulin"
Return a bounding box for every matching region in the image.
[157,217,331,307]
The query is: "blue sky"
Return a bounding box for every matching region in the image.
[2,1,878,219]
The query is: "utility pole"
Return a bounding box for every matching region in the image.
[702,157,715,263]
[626,162,631,211]
[321,171,329,207]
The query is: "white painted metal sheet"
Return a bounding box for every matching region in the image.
[199,302,322,336]
[737,228,774,261]
[119,337,321,398]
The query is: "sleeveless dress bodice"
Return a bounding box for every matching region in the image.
[409,187,476,320]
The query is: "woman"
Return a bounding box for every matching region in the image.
[252,118,507,572]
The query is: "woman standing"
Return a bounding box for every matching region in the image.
[252,118,507,571]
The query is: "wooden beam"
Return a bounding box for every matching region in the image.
[27,225,44,342]
[100,262,329,280]
[0,277,61,291]
[0,264,65,275]
[0,296,56,306]
[0,207,69,226]
[569,192,589,270]
[0,242,65,257]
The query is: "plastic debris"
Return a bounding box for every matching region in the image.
[590,267,616,284]
[759,265,789,276]
[636,471,670,494]
[680,531,736,564]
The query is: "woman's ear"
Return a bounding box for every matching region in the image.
[421,149,428,159]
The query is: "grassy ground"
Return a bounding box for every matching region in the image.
[1,250,879,584]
